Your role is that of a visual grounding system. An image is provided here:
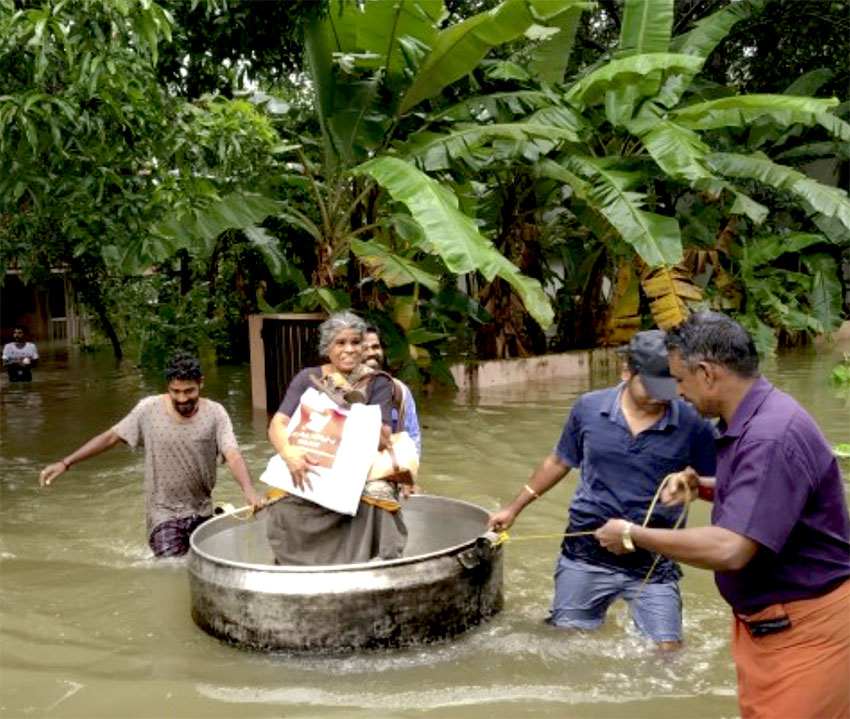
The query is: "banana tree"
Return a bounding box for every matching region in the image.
[253,0,600,369]
[402,0,850,345]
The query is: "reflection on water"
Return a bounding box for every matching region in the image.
[1,344,847,718]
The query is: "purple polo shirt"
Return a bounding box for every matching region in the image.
[712,376,850,612]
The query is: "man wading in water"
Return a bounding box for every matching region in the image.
[39,351,262,557]
[489,330,716,649]
[596,312,850,718]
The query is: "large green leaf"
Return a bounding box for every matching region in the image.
[671,0,765,58]
[304,12,344,167]
[708,153,850,233]
[355,156,554,328]
[350,237,441,292]
[617,0,673,57]
[242,225,286,278]
[804,254,843,332]
[783,68,835,97]
[538,157,683,267]
[637,119,714,183]
[429,90,552,122]
[353,0,443,77]
[565,53,704,110]
[673,96,850,141]
[404,121,579,170]
[655,0,766,108]
[119,193,283,274]
[151,190,279,242]
[397,0,581,115]
[739,232,826,272]
[634,118,767,223]
[528,4,590,84]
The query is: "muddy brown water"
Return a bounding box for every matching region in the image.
[1,346,848,718]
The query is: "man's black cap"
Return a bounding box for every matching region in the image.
[618,330,677,401]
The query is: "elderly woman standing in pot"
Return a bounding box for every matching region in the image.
[265,310,408,565]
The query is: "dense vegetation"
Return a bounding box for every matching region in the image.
[2,0,848,380]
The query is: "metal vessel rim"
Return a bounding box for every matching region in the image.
[189,495,494,573]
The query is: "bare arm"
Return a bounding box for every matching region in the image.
[267,411,316,491]
[223,449,262,510]
[488,452,572,531]
[595,520,758,571]
[40,429,124,486]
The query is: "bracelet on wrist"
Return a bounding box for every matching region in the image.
[621,522,636,552]
[523,483,539,499]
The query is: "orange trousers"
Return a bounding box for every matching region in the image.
[732,579,850,719]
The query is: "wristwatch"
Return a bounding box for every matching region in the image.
[621,522,636,552]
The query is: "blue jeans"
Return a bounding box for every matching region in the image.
[549,554,683,643]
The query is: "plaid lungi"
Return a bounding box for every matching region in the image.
[148,514,211,557]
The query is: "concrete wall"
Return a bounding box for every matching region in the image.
[456,320,850,392]
[450,347,619,393]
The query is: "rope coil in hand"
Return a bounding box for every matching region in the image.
[496,474,692,588]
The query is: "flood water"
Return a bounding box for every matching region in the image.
[1,344,848,718]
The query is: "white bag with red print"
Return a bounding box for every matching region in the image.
[260,388,381,515]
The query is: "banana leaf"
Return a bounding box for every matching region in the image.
[131,192,283,274]
[429,90,552,122]
[403,121,579,171]
[356,155,554,328]
[528,4,590,84]
[783,69,835,97]
[398,0,581,115]
[805,254,843,332]
[657,0,765,108]
[565,156,684,267]
[603,262,642,345]
[673,96,850,141]
[617,0,673,58]
[352,0,443,77]
[640,262,703,329]
[566,53,704,109]
[709,153,850,233]
[739,232,826,272]
[350,237,441,292]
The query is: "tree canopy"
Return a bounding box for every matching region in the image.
[1,0,848,370]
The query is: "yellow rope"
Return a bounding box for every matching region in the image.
[493,529,596,546]
[496,474,692,590]
[213,489,288,521]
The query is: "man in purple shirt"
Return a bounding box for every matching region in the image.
[595,312,850,719]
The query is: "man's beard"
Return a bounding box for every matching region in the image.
[174,399,198,417]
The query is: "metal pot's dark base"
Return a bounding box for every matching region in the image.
[188,495,504,652]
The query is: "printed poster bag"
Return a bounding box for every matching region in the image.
[260,388,381,515]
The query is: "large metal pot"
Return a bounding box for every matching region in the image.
[188,494,503,652]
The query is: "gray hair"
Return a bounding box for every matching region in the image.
[317,310,367,358]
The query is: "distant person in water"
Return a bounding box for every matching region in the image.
[362,326,422,455]
[3,326,38,382]
[39,351,262,557]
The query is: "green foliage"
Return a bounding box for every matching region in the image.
[1,0,289,360]
[3,0,846,374]
[829,353,850,409]
[356,156,554,327]
[156,0,327,98]
[112,239,274,366]
[422,0,850,346]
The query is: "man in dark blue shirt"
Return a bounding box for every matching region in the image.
[489,330,716,649]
